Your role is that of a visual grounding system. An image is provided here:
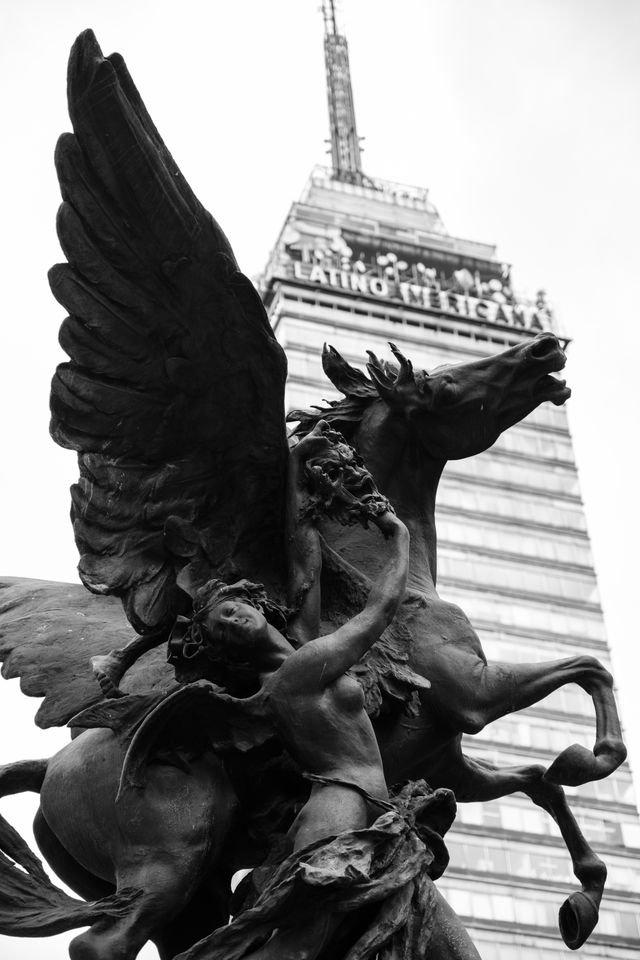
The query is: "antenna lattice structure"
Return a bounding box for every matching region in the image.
[322,0,364,184]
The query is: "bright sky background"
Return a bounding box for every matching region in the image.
[0,1,639,957]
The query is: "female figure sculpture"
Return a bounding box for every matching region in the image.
[165,422,479,960]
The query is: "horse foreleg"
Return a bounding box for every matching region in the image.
[445,655,626,785]
[525,773,606,950]
[451,754,605,951]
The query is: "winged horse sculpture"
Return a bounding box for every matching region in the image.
[0,29,626,960]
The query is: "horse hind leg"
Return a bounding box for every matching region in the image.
[68,852,209,960]
[451,753,605,950]
[35,808,172,960]
[152,870,233,960]
[68,749,238,960]
[455,655,626,785]
[543,656,626,786]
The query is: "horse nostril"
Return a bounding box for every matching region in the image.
[529,334,559,360]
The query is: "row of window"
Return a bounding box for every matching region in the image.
[282,300,522,365]
[472,712,596,759]
[468,934,611,960]
[438,516,593,569]
[283,307,521,370]
[453,796,640,850]
[469,934,640,960]
[447,453,581,500]
[480,631,610,671]
[477,636,607,719]
[438,882,640,941]
[492,426,574,466]
[445,835,640,893]
[439,548,600,606]
[282,310,476,365]
[437,480,587,534]
[447,589,607,642]
[513,683,591,719]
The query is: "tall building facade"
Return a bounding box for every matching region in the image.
[259,5,640,958]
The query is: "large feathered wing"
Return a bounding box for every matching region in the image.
[49,30,289,632]
[0,578,175,728]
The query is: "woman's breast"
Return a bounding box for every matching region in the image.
[328,673,366,712]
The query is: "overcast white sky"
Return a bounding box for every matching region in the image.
[0,1,639,956]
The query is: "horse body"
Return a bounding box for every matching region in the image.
[306,332,626,948]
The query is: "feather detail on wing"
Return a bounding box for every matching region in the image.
[0,578,174,728]
[49,31,288,632]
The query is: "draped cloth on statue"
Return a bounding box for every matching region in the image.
[175,780,459,960]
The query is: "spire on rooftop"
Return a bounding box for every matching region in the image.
[322,0,364,185]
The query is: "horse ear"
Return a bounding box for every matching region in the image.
[388,342,414,386]
[322,344,375,398]
[366,351,396,403]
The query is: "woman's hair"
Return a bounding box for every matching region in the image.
[168,578,288,692]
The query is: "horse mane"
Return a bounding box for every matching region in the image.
[286,345,381,439]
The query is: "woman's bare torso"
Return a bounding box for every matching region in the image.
[265,668,388,800]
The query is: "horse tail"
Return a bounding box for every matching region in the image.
[0,758,139,937]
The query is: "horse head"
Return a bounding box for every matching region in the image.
[290,333,570,588]
[292,333,569,477]
[363,332,570,463]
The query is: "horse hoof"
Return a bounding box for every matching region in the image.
[559,891,599,949]
[544,741,625,786]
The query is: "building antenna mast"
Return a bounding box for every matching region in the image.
[322,0,364,184]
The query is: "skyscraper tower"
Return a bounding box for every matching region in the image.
[259,5,640,957]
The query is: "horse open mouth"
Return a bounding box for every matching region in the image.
[535,373,571,405]
[527,336,571,405]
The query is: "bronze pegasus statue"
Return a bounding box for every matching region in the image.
[0,29,626,960]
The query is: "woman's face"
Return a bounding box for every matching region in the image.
[203,599,268,659]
